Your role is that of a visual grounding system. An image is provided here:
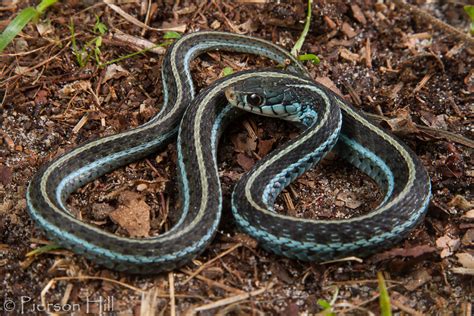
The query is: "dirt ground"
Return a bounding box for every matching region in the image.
[1,0,473,315]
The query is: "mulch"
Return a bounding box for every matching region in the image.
[0,1,472,314]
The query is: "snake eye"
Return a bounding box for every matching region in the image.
[246,93,264,107]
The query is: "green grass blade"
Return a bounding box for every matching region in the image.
[26,243,62,257]
[36,0,58,14]
[100,43,169,67]
[163,31,182,39]
[291,0,313,56]
[377,272,392,316]
[0,7,39,53]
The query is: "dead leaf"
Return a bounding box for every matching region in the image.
[0,164,13,186]
[232,133,256,152]
[404,269,432,291]
[315,77,343,97]
[336,191,362,209]
[91,202,114,221]
[297,178,315,188]
[435,235,460,258]
[271,262,294,284]
[462,209,474,219]
[456,253,474,269]
[461,229,474,246]
[59,80,92,96]
[420,111,448,130]
[236,153,255,171]
[371,245,437,262]
[233,233,258,249]
[257,138,275,156]
[380,109,419,135]
[14,66,38,77]
[34,90,49,106]
[36,22,53,36]
[220,170,241,181]
[109,191,151,237]
[448,195,473,211]
[103,64,129,83]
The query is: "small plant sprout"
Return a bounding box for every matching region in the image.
[0,0,58,53]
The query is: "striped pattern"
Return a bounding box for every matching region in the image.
[26,31,431,273]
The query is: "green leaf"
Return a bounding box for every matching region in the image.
[0,7,39,52]
[94,15,108,35]
[464,6,474,35]
[291,0,312,57]
[378,272,392,316]
[298,53,320,64]
[163,31,182,39]
[95,36,102,48]
[464,5,474,20]
[317,299,331,309]
[36,0,58,14]
[222,67,234,76]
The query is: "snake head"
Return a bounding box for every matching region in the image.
[225,74,318,126]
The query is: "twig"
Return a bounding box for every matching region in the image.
[193,283,272,312]
[364,113,474,149]
[182,243,242,284]
[169,272,176,316]
[180,269,245,294]
[106,30,166,55]
[104,0,186,33]
[394,0,474,46]
[0,45,69,84]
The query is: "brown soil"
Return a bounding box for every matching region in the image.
[1,1,472,315]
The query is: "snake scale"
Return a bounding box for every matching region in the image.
[26,31,431,273]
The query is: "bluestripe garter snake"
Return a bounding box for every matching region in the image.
[26,31,431,273]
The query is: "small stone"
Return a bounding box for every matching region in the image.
[137,183,148,191]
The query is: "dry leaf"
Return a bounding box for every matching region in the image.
[435,235,461,258]
[381,108,419,135]
[371,245,437,262]
[233,233,258,249]
[236,153,255,171]
[461,229,474,246]
[103,64,129,83]
[404,269,432,291]
[462,209,474,219]
[448,195,473,211]
[109,191,151,237]
[257,138,275,156]
[336,191,362,209]
[232,133,257,152]
[0,164,13,185]
[456,252,474,269]
[59,80,92,96]
[315,77,343,96]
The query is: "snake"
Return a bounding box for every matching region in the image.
[26,31,431,273]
